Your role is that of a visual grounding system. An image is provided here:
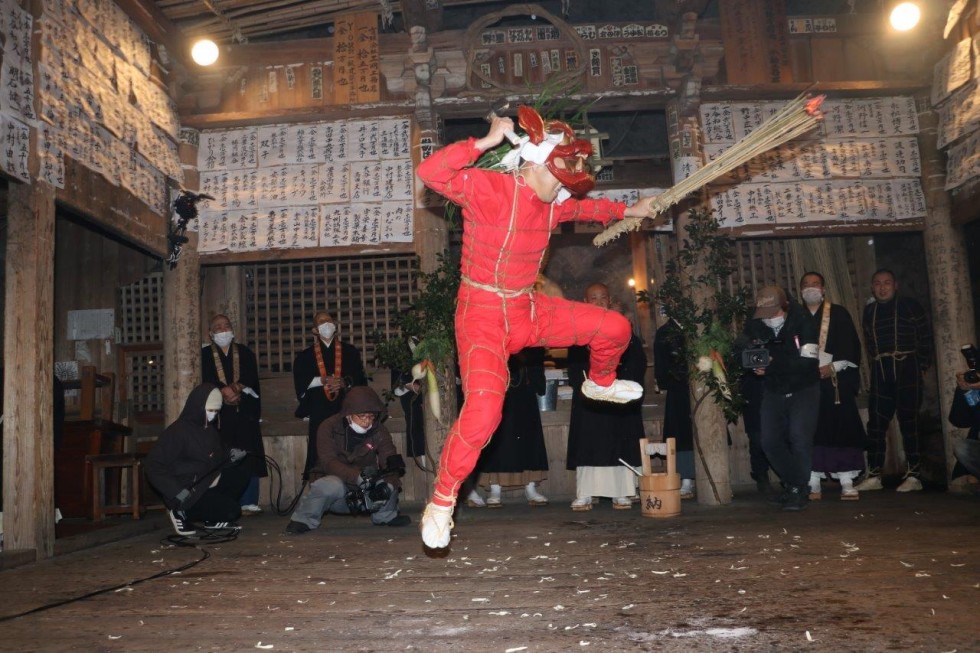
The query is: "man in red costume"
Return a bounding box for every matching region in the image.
[416,108,662,549]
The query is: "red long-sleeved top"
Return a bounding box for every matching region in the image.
[417,138,626,292]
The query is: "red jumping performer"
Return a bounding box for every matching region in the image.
[416,107,663,549]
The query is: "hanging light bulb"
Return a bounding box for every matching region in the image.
[889,2,921,31]
[191,38,220,66]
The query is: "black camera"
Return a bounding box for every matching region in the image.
[962,344,979,384]
[741,340,771,369]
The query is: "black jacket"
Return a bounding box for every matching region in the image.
[740,303,819,395]
[145,384,225,510]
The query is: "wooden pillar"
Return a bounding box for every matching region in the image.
[916,99,977,482]
[161,128,204,422]
[202,267,245,343]
[3,181,56,559]
[667,98,732,505]
[162,242,201,424]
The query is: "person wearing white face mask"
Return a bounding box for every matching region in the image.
[292,311,367,481]
[799,272,866,501]
[738,285,820,511]
[202,314,266,515]
[285,386,411,533]
[146,384,251,536]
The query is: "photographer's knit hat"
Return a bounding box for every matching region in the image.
[754,286,788,319]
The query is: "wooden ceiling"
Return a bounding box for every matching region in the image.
[151,0,713,44]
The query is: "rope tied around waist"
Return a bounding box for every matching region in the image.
[461,275,535,299]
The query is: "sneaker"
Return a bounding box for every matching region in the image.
[168,510,196,536]
[612,497,632,510]
[420,502,454,549]
[782,486,809,512]
[855,475,883,491]
[581,378,643,404]
[525,483,548,506]
[465,490,487,508]
[767,486,792,506]
[202,521,241,531]
[376,514,412,527]
[896,475,923,493]
[241,504,262,515]
[570,497,593,511]
[285,520,312,535]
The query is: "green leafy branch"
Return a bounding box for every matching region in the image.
[656,208,749,423]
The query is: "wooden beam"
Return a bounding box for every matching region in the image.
[162,240,202,424]
[56,159,169,258]
[700,80,929,101]
[199,242,415,266]
[114,0,188,68]
[3,181,57,560]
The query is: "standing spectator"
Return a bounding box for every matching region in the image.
[653,317,696,499]
[293,311,368,480]
[740,286,820,511]
[201,314,266,514]
[566,283,648,511]
[857,269,933,492]
[799,272,866,501]
[466,347,550,508]
[392,366,426,468]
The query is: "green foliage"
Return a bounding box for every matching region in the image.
[656,208,750,423]
[372,250,461,373]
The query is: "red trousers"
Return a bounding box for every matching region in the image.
[431,285,631,506]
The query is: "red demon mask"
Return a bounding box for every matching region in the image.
[517,105,596,196]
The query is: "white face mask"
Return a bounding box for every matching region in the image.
[318,322,337,342]
[348,418,370,434]
[762,315,786,330]
[206,409,219,422]
[801,288,823,305]
[212,331,234,348]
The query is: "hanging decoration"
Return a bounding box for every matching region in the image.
[167,190,214,269]
[379,0,394,29]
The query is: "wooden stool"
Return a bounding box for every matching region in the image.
[86,453,145,521]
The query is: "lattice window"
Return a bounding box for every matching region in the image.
[119,272,163,343]
[245,254,419,374]
[121,345,165,417]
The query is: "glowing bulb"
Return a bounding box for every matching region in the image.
[191,39,219,66]
[889,2,920,31]
[628,278,636,288]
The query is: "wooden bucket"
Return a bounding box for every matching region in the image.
[638,437,681,518]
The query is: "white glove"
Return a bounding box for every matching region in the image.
[241,387,259,399]
[307,376,323,389]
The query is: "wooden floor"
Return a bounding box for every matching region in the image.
[1,490,978,651]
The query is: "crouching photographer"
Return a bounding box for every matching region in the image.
[286,387,411,534]
[738,286,820,511]
[949,345,980,481]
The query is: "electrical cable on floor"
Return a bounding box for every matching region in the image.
[0,543,211,623]
[263,454,305,515]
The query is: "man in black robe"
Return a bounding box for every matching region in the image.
[799,272,865,501]
[858,269,933,492]
[201,314,266,514]
[566,284,647,510]
[653,318,695,498]
[292,311,367,480]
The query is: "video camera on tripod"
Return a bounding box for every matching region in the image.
[345,454,407,515]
